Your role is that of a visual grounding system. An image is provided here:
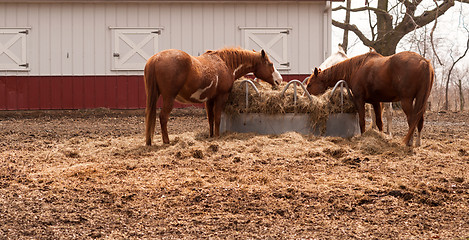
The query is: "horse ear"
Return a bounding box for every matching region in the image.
[261,49,266,58]
[314,67,319,76]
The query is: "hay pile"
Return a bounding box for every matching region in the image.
[224,78,357,130]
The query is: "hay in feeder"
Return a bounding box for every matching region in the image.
[224,78,357,133]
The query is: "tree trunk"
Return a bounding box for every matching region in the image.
[341,0,351,53]
[376,0,389,38]
[372,33,403,56]
[445,75,450,111]
[459,78,464,111]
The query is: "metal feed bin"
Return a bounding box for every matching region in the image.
[220,80,360,138]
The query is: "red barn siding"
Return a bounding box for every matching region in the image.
[83,77,96,109]
[62,77,74,109]
[0,74,308,110]
[0,77,6,109]
[28,78,41,110]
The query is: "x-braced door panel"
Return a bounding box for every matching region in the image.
[242,28,290,70]
[111,28,161,71]
[0,28,29,71]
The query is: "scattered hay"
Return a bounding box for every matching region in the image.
[2,109,469,239]
[224,78,357,132]
[353,129,412,156]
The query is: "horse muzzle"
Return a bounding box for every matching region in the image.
[272,69,283,85]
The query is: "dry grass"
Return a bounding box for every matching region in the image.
[224,79,357,133]
[225,79,356,114]
[0,109,468,239]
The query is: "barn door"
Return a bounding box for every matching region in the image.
[111,28,162,71]
[0,28,29,71]
[242,28,290,70]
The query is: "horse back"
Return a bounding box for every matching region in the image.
[388,52,433,91]
[148,49,192,73]
[353,51,432,102]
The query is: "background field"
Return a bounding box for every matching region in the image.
[1,108,468,239]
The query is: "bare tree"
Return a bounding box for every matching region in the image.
[444,29,469,110]
[332,0,465,56]
[454,69,465,111]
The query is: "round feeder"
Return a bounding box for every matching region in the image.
[220,79,360,138]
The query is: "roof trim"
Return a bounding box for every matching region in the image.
[0,0,344,2]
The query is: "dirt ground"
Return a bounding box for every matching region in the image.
[0,107,468,239]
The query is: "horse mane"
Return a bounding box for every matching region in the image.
[206,47,259,70]
[322,51,381,86]
[337,51,348,59]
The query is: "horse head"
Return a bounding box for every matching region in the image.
[306,67,327,95]
[253,50,283,86]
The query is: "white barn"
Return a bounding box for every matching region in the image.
[0,0,340,110]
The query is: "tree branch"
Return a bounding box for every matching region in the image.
[399,0,419,32]
[332,20,374,47]
[367,1,377,41]
[395,0,455,36]
[413,0,455,29]
[430,0,443,65]
[332,5,389,15]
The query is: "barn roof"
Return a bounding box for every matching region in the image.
[1,0,344,2]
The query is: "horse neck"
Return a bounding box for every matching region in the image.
[322,62,351,88]
[214,49,258,79]
[322,53,372,88]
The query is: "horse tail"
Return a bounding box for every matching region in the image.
[144,57,160,146]
[403,60,434,145]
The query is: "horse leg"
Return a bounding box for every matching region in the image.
[159,97,175,144]
[401,99,415,146]
[357,100,367,134]
[385,103,393,137]
[205,99,215,137]
[371,102,384,132]
[212,94,229,137]
[415,115,424,147]
[368,104,377,130]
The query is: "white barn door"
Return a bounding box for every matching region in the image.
[111,28,162,71]
[242,28,290,71]
[0,28,29,71]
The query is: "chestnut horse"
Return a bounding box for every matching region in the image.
[144,47,282,145]
[317,46,393,136]
[307,51,434,146]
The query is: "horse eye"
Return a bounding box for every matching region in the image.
[268,63,273,67]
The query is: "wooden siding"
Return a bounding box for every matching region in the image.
[0,74,309,110]
[0,1,328,110]
[0,2,330,76]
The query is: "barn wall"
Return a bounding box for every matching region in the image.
[0,74,309,110]
[0,1,330,110]
[0,2,329,76]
